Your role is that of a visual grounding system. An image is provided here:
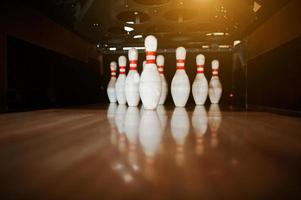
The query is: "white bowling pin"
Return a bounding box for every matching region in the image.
[142,60,146,71]
[139,35,162,110]
[107,61,117,103]
[209,59,222,104]
[170,107,190,166]
[115,56,127,104]
[192,54,208,105]
[125,48,140,106]
[156,55,168,105]
[192,106,208,155]
[171,47,190,107]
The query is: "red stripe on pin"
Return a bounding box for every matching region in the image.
[129,60,137,65]
[119,66,126,69]
[146,51,156,56]
[177,59,185,64]
[212,70,219,76]
[146,60,156,64]
[119,72,126,74]
[129,67,136,70]
[177,66,185,70]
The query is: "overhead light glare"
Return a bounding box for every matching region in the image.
[123,47,145,50]
[202,45,210,49]
[109,47,117,51]
[206,32,229,36]
[133,35,143,39]
[253,1,262,12]
[219,45,231,49]
[126,21,134,24]
[124,26,134,32]
[233,40,241,47]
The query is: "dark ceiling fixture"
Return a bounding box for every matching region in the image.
[134,0,169,6]
[147,25,172,34]
[117,11,150,24]
[164,8,197,22]
[108,26,128,35]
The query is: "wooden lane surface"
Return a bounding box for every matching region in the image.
[0,104,301,199]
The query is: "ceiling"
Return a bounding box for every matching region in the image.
[24,0,291,53]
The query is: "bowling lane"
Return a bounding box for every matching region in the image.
[0,104,301,199]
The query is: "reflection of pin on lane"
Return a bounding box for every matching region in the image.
[125,107,140,150]
[192,106,208,155]
[115,105,127,152]
[171,107,190,166]
[157,105,168,131]
[139,110,162,159]
[107,61,117,103]
[139,109,162,180]
[107,103,118,146]
[208,104,222,148]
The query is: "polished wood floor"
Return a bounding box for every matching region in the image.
[0,104,301,199]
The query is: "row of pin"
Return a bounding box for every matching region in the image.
[107,35,222,109]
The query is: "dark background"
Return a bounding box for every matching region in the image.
[6,36,105,111]
[247,36,301,111]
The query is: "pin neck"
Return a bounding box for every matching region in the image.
[129,60,137,71]
[119,66,126,75]
[212,69,219,76]
[157,65,164,74]
[111,69,117,78]
[146,51,156,64]
[176,59,185,70]
[197,64,204,74]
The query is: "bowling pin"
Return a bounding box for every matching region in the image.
[192,106,208,155]
[139,35,162,110]
[171,47,190,107]
[142,60,146,71]
[125,48,140,106]
[209,59,222,104]
[107,61,117,103]
[156,55,168,105]
[192,54,208,105]
[115,56,127,104]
